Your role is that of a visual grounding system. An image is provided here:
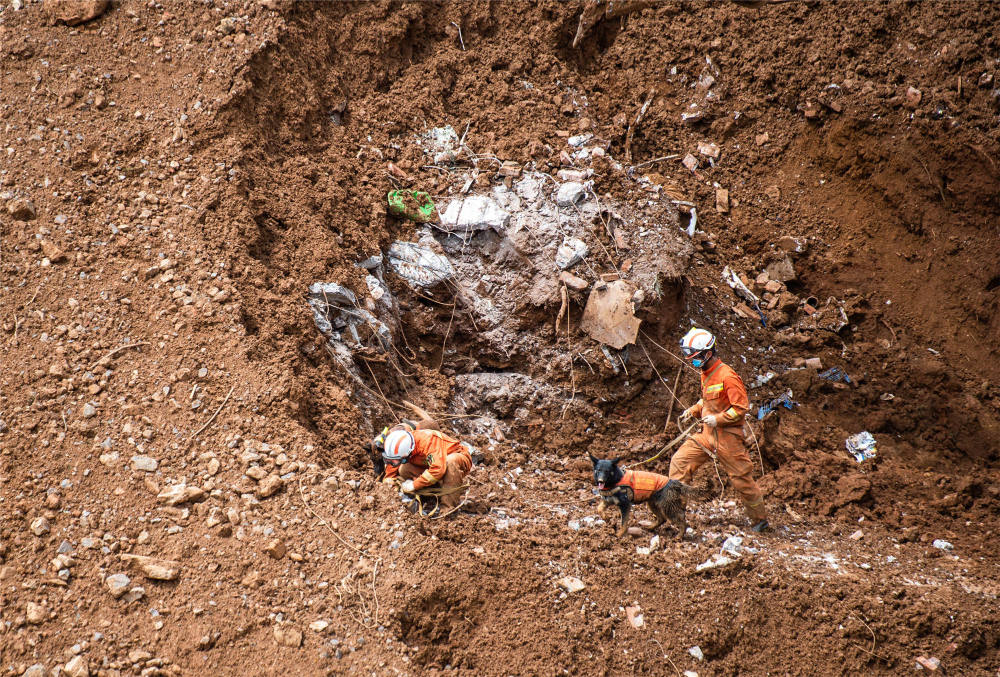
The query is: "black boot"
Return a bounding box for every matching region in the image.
[751,519,770,533]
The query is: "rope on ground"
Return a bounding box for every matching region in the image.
[188,384,234,441]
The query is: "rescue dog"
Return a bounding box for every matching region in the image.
[589,454,697,538]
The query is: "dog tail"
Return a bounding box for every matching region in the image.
[666,479,699,496]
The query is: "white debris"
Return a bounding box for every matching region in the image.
[387,241,454,288]
[845,431,878,463]
[932,539,954,551]
[555,236,589,270]
[686,206,697,237]
[555,181,587,207]
[439,195,510,234]
[695,553,734,572]
[721,535,744,556]
[688,645,704,661]
[556,576,586,593]
[567,133,593,147]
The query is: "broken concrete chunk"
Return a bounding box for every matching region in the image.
[387,241,454,288]
[120,554,181,581]
[555,181,587,207]
[157,483,205,506]
[765,255,796,283]
[439,195,509,233]
[557,576,585,593]
[580,280,641,350]
[697,141,720,159]
[555,237,589,270]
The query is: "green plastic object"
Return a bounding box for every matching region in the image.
[387,190,438,223]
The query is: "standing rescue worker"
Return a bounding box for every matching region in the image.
[670,327,769,532]
[374,419,472,512]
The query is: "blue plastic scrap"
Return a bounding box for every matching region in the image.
[757,390,798,420]
[818,367,853,384]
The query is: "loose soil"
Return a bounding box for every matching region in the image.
[2,1,999,676]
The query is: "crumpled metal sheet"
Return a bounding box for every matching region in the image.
[580,279,641,350]
[307,282,392,351]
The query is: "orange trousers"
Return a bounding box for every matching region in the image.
[668,427,766,521]
[399,453,471,508]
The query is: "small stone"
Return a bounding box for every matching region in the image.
[45,493,62,509]
[206,458,221,476]
[63,655,89,677]
[26,602,46,624]
[257,473,284,498]
[81,403,97,418]
[915,655,940,671]
[217,16,241,34]
[556,576,585,593]
[7,197,37,221]
[273,623,303,648]
[121,587,145,603]
[682,154,699,172]
[765,255,796,283]
[805,357,823,370]
[30,516,51,536]
[22,666,47,677]
[131,455,158,472]
[625,605,644,629]
[755,132,770,146]
[245,466,267,481]
[689,645,704,661]
[776,235,808,253]
[264,539,287,559]
[120,554,181,580]
[849,529,864,541]
[931,539,953,551]
[157,484,205,506]
[309,620,329,633]
[105,573,131,598]
[555,237,589,270]
[763,279,783,294]
[715,188,730,213]
[41,240,66,263]
[626,526,645,538]
[558,271,588,292]
[50,0,109,26]
[904,86,922,110]
[555,182,586,207]
[697,141,720,159]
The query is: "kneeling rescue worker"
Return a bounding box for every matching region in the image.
[670,327,769,532]
[374,419,472,512]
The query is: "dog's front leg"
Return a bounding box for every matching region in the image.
[617,500,631,536]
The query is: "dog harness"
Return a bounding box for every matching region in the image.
[613,469,669,502]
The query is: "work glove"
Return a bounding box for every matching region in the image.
[679,407,694,424]
[400,479,415,494]
[701,414,718,428]
[383,476,401,487]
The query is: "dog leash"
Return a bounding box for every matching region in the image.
[624,421,699,469]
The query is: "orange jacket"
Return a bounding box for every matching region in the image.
[383,429,470,490]
[613,469,669,502]
[689,359,750,429]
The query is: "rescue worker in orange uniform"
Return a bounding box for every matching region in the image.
[375,420,472,511]
[669,327,769,532]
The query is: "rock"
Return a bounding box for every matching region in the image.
[439,195,509,233]
[50,0,109,26]
[120,554,181,581]
[41,240,66,263]
[805,357,823,370]
[697,141,720,159]
[309,620,329,633]
[765,255,796,283]
[932,539,953,551]
[689,645,704,661]
[626,526,645,538]
[264,539,287,559]
[849,529,864,541]
[122,587,145,603]
[217,16,241,34]
[763,279,783,294]
[555,182,587,207]
[904,86,922,110]
[30,516,50,536]
[715,188,730,213]
[555,237,589,270]
[22,666,46,677]
[81,403,97,418]
[901,526,919,543]
[558,271,588,292]
[695,554,735,572]
[755,132,770,146]
[273,623,303,648]
[26,602,46,624]
[131,455,158,472]
[256,474,284,498]
[7,197,37,221]
[625,605,644,628]
[556,576,585,593]
[682,154,699,172]
[245,466,267,481]
[105,573,131,598]
[63,655,89,677]
[915,656,940,671]
[157,484,205,506]
[580,280,641,350]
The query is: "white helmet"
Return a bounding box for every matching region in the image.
[680,327,716,357]
[382,429,414,465]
